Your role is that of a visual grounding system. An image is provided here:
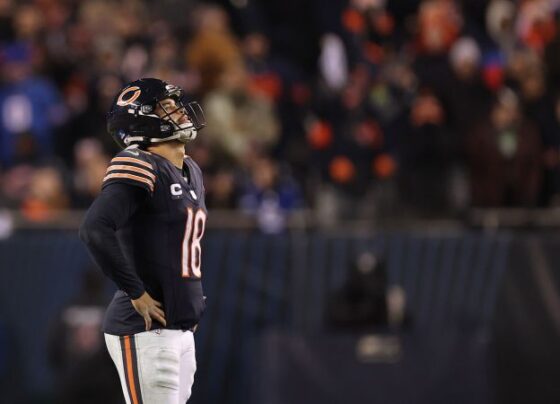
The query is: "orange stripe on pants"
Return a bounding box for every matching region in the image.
[124,336,140,404]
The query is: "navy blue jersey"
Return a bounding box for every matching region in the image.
[101,147,207,335]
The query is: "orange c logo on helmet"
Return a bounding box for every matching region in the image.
[116,86,141,106]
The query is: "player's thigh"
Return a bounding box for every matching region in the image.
[104,334,133,404]
[179,331,197,403]
[135,330,183,403]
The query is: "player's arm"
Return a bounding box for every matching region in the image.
[79,182,166,330]
[79,183,146,297]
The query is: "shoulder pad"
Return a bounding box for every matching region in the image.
[102,148,157,193]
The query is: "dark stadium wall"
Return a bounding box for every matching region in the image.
[2,229,560,403]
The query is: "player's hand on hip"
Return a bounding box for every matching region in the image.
[131,292,167,330]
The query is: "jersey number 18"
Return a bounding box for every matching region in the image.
[182,208,207,278]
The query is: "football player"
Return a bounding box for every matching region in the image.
[80,78,207,404]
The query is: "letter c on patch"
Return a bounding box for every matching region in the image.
[170,184,182,196]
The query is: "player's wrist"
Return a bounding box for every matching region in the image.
[129,289,146,300]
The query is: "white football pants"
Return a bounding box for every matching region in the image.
[105,329,197,404]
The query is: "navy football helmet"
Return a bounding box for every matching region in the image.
[107,78,206,149]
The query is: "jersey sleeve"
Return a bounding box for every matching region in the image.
[79,183,148,299]
[103,149,157,194]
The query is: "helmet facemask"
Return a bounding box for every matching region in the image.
[153,88,206,144]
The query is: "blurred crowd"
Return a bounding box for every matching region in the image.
[2,0,560,228]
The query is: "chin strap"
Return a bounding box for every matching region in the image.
[123,124,198,147]
[123,136,146,145]
[148,128,198,144]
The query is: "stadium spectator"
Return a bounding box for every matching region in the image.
[203,63,280,165]
[467,88,542,207]
[326,252,411,332]
[205,168,238,209]
[539,94,560,205]
[0,42,66,166]
[72,138,110,208]
[20,164,70,221]
[239,155,302,233]
[446,37,492,139]
[397,88,455,215]
[486,0,516,52]
[185,4,243,95]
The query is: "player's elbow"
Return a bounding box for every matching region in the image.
[80,209,117,247]
[79,216,94,245]
[79,212,104,246]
